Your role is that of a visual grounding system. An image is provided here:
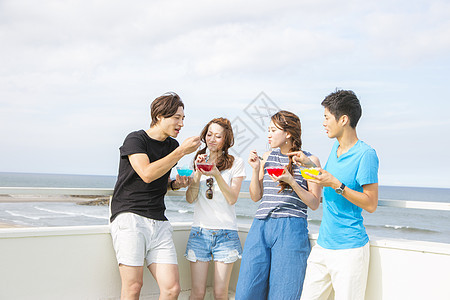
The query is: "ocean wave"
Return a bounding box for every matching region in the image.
[5,210,42,220]
[307,219,322,226]
[366,224,439,234]
[34,206,108,220]
[165,207,256,220]
[166,208,193,214]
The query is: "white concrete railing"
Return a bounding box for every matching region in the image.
[1,187,449,211]
[1,187,450,299]
[0,223,449,300]
[0,223,195,300]
[0,223,246,300]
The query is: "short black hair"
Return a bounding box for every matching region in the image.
[321,90,362,128]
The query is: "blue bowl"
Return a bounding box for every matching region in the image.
[177,168,193,176]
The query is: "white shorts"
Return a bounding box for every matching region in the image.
[301,243,370,300]
[110,213,178,267]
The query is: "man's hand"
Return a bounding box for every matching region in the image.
[286,151,316,168]
[179,136,201,155]
[305,168,341,189]
[172,174,192,189]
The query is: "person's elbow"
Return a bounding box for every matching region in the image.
[308,191,321,210]
[308,197,320,210]
[366,205,377,213]
[249,188,262,202]
[250,194,262,202]
[309,202,320,211]
[365,200,378,213]
[140,175,154,184]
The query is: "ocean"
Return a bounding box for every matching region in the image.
[1,172,449,244]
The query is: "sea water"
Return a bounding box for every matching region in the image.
[1,172,449,244]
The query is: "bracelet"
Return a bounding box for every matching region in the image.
[170,180,180,191]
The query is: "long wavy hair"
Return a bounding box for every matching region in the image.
[194,118,235,172]
[271,110,302,192]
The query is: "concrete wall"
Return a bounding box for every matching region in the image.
[365,239,450,300]
[0,224,449,299]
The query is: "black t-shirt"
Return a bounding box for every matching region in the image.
[110,130,179,222]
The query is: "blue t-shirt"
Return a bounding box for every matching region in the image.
[317,140,379,250]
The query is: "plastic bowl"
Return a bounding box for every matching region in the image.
[266,167,285,177]
[197,163,214,172]
[300,168,320,179]
[176,167,193,177]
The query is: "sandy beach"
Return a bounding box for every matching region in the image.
[0,221,24,228]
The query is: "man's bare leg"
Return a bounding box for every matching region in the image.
[149,263,181,300]
[119,264,144,300]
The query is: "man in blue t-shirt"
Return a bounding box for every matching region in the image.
[293,90,379,299]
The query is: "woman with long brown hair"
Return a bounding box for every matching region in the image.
[184,117,246,300]
[235,110,322,299]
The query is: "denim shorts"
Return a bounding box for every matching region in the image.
[184,227,243,263]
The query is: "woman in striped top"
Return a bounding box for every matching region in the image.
[235,110,322,300]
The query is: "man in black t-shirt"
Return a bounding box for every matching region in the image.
[110,92,200,299]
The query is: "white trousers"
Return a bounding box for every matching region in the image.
[301,243,370,300]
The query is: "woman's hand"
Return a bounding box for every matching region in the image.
[269,167,295,186]
[248,150,261,170]
[195,154,207,164]
[197,163,220,178]
[194,154,209,177]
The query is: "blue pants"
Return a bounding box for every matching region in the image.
[235,217,310,300]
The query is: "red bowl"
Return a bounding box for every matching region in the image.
[197,163,213,172]
[266,167,284,176]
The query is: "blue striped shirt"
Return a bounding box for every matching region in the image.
[255,148,311,219]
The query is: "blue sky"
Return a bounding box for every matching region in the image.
[1,0,449,188]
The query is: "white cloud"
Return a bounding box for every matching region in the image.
[362,1,450,65]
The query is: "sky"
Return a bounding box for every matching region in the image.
[1,0,449,188]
